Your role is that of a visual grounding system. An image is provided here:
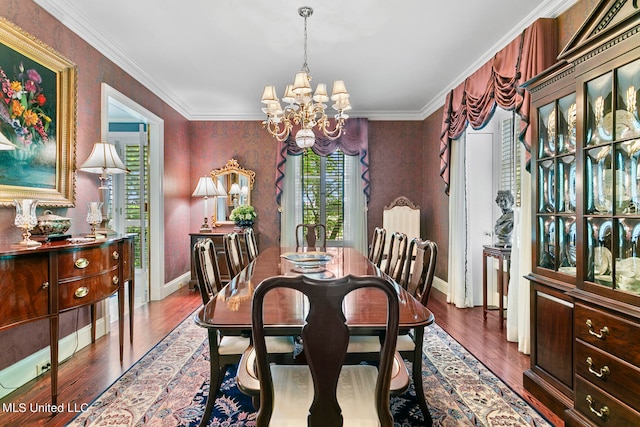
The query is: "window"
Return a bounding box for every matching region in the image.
[501,115,522,207]
[301,150,345,243]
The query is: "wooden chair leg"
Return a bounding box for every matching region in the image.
[200,330,222,427]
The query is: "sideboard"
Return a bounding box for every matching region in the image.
[0,235,135,405]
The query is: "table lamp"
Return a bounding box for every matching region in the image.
[192,176,219,231]
[79,142,128,236]
[229,183,241,208]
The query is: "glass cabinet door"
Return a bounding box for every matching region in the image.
[536,94,577,276]
[583,59,640,297]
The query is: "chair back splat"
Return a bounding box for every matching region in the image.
[244,228,259,262]
[368,227,386,267]
[223,232,245,278]
[296,223,327,250]
[402,238,438,306]
[251,275,400,427]
[193,238,223,305]
[384,232,408,283]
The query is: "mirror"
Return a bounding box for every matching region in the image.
[210,159,256,223]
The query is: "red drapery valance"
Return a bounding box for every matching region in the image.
[439,18,558,195]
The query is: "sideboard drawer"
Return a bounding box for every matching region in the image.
[575,340,640,410]
[0,254,49,328]
[574,376,640,426]
[58,243,120,279]
[575,303,640,366]
[58,270,120,310]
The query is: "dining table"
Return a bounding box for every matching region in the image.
[194,246,435,423]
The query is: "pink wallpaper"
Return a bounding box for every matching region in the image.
[0,0,190,367]
[0,0,597,368]
[189,121,281,249]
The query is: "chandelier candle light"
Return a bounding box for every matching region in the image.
[260,6,351,149]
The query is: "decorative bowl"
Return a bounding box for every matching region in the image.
[281,251,334,272]
[32,210,72,236]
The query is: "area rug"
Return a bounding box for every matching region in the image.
[67,313,552,427]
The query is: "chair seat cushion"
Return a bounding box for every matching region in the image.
[218,336,294,355]
[270,364,381,427]
[347,336,382,353]
[218,335,250,355]
[395,334,416,352]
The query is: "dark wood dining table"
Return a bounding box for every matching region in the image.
[195,246,435,422]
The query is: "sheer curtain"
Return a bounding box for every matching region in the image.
[447,134,473,308]
[279,153,367,254]
[344,154,368,253]
[279,155,302,248]
[506,168,532,354]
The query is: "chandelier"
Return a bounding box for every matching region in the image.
[260,6,351,148]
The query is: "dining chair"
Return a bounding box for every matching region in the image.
[193,238,224,303]
[368,226,386,267]
[223,232,245,278]
[295,223,327,250]
[193,238,250,426]
[395,238,438,359]
[243,228,259,262]
[194,240,296,427]
[383,231,408,283]
[236,274,409,427]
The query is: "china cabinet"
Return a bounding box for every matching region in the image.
[524,1,640,425]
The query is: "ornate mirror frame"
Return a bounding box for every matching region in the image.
[210,159,256,223]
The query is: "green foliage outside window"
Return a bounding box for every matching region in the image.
[301,150,344,241]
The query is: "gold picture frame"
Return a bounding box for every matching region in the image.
[0,18,77,207]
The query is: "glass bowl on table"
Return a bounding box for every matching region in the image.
[280,251,334,273]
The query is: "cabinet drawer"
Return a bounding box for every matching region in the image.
[58,243,121,279]
[575,376,640,426]
[0,254,49,327]
[58,270,120,310]
[576,340,640,410]
[575,303,640,366]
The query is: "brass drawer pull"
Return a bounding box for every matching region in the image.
[112,276,119,285]
[586,357,610,379]
[586,319,609,339]
[75,258,89,269]
[112,251,119,260]
[42,281,49,289]
[74,287,89,298]
[586,395,609,419]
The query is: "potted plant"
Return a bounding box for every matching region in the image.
[229,205,257,229]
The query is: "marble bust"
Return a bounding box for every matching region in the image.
[494,190,514,247]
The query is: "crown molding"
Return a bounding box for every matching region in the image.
[35,0,577,122]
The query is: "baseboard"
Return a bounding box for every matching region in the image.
[433,276,448,295]
[154,271,191,301]
[0,317,106,400]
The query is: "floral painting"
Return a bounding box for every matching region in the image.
[0,18,76,207]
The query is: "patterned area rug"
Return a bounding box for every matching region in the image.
[67,313,552,426]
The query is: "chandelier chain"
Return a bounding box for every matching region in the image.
[302,10,309,73]
[260,6,350,148]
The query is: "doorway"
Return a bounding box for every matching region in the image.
[108,126,149,307]
[101,83,165,307]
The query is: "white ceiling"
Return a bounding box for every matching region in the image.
[34,0,576,121]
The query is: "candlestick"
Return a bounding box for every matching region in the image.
[14,199,41,247]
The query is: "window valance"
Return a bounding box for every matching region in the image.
[439,18,558,195]
[275,117,370,204]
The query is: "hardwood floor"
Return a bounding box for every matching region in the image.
[0,286,561,426]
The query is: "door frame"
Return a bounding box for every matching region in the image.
[101,83,166,301]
